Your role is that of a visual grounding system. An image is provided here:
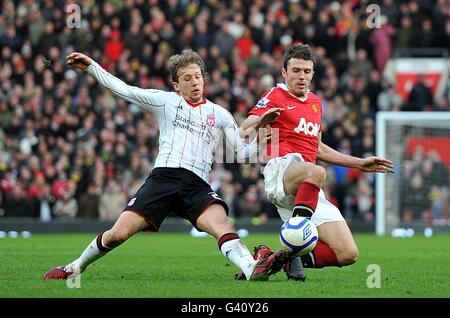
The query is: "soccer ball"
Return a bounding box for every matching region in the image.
[279,216,318,256]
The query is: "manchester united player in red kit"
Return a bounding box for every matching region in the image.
[239,44,393,281]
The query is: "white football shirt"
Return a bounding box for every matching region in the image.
[86,61,259,181]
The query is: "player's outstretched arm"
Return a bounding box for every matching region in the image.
[66,52,164,112]
[317,138,394,173]
[358,156,394,173]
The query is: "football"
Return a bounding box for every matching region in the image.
[279,216,319,256]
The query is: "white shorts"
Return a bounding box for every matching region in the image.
[263,153,345,227]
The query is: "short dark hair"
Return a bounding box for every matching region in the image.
[283,44,316,69]
[169,49,208,82]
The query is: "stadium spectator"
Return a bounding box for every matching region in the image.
[52,190,78,219]
[356,178,375,222]
[377,80,404,111]
[407,74,433,111]
[4,183,33,217]
[99,179,127,222]
[369,16,395,73]
[416,18,435,48]
[77,183,100,219]
[235,185,261,218]
[37,183,54,222]
[212,21,236,60]
[402,171,429,222]
[395,16,414,48]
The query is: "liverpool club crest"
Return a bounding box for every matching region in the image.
[206,114,216,127]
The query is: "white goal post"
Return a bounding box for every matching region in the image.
[376,112,450,235]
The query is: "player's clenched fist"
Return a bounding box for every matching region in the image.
[66,52,92,71]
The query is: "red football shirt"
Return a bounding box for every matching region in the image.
[249,84,322,163]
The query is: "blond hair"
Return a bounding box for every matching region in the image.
[168,49,208,82]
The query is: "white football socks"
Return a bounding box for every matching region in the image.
[72,234,111,271]
[220,239,257,280]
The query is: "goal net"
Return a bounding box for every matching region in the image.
[376,112,450,235]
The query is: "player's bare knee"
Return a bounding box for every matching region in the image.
[219,219,235,233]
[338,247,359,266]
[195,216,211,232]
[196,204,231,235]
[107,228,132,246]
[307,165,326,187]
[198,217,233,238]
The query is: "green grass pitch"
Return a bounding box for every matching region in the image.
[1,232,449,298]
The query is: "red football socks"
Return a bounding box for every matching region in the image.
[292,181,320,218]
[301,241,339,268]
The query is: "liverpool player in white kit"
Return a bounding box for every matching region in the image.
[238,44,393,281]
[44,50,288,281]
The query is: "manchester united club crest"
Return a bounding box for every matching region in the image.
[311,104,318,113]
[206,114,216,127]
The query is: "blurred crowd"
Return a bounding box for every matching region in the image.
[400,146,449,226]
[0,0,449,224]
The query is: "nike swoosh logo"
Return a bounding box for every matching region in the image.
[287,106,296,110]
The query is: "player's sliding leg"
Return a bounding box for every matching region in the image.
[286,221,358,279]
[233,244,273,280]
[262,155,357,281]
[196,205,255,279]
[234,242,328,281]
[43,211,148,280]
[283,236,348,281]
[283,162,325,219]
[196,204,288,281]
[301,221,358,268]
[75,211,150,270]
[283,254,306,281]
[281,162,324,281]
